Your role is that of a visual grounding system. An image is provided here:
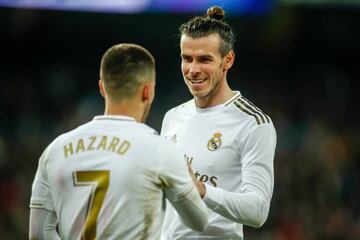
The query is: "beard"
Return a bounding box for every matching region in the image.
[186,71,223,100]
[185,60,225,100]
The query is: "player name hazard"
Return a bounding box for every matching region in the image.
[63,135,131,158]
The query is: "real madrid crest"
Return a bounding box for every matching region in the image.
[207,132,222,151]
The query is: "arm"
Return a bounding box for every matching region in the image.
[166,185,209,232]
[29,208,60,240]
[160,143,208,231]
[29,146,59,239]
[195,124,276,228]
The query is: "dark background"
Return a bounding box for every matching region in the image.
[0,3,359,239]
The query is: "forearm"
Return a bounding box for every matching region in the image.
[168,186,209,231]
[203,185,269,228]
[29,208,60,240]
[192,156,273,228]
[201,161,273,228]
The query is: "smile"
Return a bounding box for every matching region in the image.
[189,79,206,84]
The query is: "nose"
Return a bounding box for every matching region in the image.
[189,62,201,75]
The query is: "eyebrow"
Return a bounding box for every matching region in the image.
[180,54,214,58]
[199,55,213,59]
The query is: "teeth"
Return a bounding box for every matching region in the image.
[190,79,205,83]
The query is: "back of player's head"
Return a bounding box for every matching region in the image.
[179,6,235,57]
[100,43,155,101]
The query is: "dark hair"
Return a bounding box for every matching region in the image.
[100,43,155,101]
[179,6,235,57]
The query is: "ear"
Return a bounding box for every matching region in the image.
[223,50,235,71]
[142,84,150,102]
[99,80,106,98]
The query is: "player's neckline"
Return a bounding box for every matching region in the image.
[194,91,241,113]
[93,115,135,122]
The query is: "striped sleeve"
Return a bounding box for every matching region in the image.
[232,96,271,125]
[30,146,55,211]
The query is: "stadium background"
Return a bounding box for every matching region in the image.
[0,0,359,239]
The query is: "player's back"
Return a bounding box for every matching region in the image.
[43,116,170,240]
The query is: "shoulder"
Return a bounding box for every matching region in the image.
[161,99,195,134]
[41,121,94,156]
[226,94,274,128]
[224,94,276,143]
[136,122,160,137]
[163,99,195,120]
[136,123,177,160]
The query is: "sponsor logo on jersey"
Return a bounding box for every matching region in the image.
[184,154,218,187]
[164,133,177,143]
[207,132,222,151]
[194,171,218,187]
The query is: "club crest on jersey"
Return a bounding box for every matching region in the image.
[207,132,222,151]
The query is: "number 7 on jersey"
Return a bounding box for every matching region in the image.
[73,170,110,240]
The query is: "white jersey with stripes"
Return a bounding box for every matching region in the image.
[161,91,277,239]
[30,115,208,240]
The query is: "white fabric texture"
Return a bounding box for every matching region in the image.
[161,92,277,239]
[30,115,208,240]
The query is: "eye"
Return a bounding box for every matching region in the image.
[181,56,192,62]
[199,57,212,63]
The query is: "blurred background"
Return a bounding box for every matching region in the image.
[0,0,359,239]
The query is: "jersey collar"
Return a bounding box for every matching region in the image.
[195,91,241,113]
[93,115,136,122]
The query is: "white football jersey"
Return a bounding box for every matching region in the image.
[30,115,204,240]
[161,92,277,239]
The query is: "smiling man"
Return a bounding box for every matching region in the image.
[180,32,235,108]
[161,6,277,239]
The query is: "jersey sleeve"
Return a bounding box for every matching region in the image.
[29,208,60,240]
[203,123,276,228]
[159,141,208,231]
[29,145,55,211]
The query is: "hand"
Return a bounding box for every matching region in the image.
[187,161,206,199]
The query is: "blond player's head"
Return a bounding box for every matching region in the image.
[99,43,155,122]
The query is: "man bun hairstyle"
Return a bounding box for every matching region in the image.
[179,6,235,57]
[100,43,155,101]
[207,6,225,21]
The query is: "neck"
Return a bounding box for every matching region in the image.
[195,80,235,108]
[104,99,144,122]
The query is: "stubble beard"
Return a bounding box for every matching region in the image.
[190,70,223,106]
